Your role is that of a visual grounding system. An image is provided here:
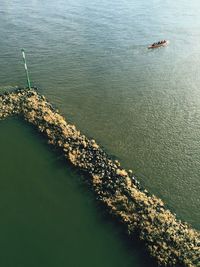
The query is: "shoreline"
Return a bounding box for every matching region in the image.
[0,87,199,267]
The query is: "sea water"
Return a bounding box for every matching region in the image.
[0,0,200,265]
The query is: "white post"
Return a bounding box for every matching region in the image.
[21,48,31,89]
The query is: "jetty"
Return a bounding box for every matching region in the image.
[0,87,199,267]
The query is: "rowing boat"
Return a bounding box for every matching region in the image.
[148,40,169,49]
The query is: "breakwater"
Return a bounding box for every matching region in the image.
[0,88,199,267]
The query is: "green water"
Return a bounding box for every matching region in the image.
[0,118,156,267]
[0,0,199,230]
[0,0,200,265]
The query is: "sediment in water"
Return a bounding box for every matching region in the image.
[0,88,199,267]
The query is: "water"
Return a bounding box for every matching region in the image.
[0,118,156,267]
[0,0,200,264]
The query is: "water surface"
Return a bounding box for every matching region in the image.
[0,118,156,267]
[0,0,199,264]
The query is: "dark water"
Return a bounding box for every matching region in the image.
[0,118,156,267]
[0,0,200,265]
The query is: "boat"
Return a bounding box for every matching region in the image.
[148,40,169,49]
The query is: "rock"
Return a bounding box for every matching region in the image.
[0,88,199,267]
[116,169,128,176]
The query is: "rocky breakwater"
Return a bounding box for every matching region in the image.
[0,88,200,267]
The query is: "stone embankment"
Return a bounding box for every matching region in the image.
[0,88,200,267]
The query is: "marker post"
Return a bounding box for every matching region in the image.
[21,48,31,89]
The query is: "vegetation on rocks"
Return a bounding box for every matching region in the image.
[0,88,199,267]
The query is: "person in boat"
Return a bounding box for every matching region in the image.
[149,40,167,48]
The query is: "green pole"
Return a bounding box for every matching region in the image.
[21,48,31,89]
